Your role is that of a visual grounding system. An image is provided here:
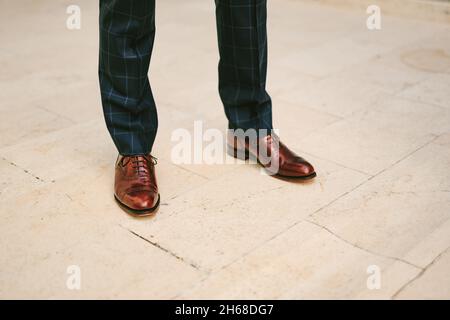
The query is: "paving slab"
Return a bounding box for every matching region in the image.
[179,221,420,299]
[1,0,449,299]
[310,133,450,269]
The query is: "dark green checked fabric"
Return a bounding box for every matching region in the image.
[99,0,273,155]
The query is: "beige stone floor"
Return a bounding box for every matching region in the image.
[1,0,450,299]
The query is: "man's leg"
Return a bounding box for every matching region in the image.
[215,0,273,132]
[99,0,157,155]
[99,0,160,216]
[216,0,316,179]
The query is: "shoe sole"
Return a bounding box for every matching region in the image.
[227,145,317,180]
[114,194,160,217]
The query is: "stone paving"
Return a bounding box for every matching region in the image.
[0,0,449,299]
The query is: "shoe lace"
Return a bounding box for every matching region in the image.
[124,155,157,185]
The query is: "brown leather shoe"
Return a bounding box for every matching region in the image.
[227,131,316,179]
[114,154,160,217]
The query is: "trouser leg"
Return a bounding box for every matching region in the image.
[215,0,273,132]
[99,0,157,155]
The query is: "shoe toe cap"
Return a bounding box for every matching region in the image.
[123,190,159,211]
[281,158,316,177]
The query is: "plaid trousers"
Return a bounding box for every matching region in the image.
[99,0,273,155]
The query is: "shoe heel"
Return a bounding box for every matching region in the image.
[227,144,249,160]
